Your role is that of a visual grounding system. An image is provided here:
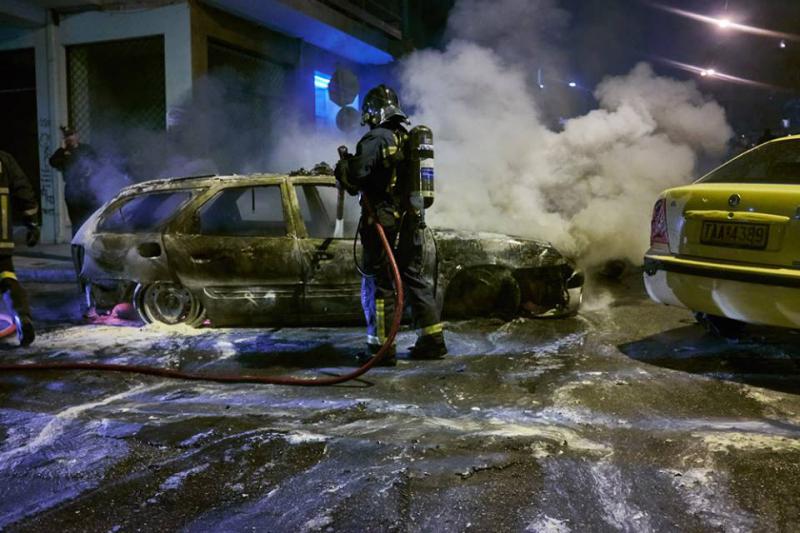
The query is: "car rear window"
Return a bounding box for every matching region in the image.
[699,139,800,184]
[98,190,194,233]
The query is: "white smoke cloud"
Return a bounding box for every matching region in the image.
[445,0,569,76]
[398,1,733,267]
[267,119,359,174]
[85,0,734,272]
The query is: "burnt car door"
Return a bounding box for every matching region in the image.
[163,182,304,326]
[291,182,364,323]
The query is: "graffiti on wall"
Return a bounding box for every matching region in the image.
[38,118,56,220]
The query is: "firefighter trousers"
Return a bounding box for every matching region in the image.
[360,206,442,348]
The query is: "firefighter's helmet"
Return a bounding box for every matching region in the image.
[361,84,408,128]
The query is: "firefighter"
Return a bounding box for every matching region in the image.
[48,126,99,236]
[336,84,447,366]
[0,151,40,346]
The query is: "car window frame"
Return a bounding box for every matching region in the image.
[697,138,800,185]
[189,181,295,238]
[288,178,360,240]
[96,188,201,234]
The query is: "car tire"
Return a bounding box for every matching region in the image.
[694,312,746,338]
[134,282,205,327]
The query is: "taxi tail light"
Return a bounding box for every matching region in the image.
[650,198,669,246]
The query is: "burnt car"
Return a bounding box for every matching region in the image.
[72,174,583,327]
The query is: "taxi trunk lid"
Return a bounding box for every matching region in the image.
[666,183,800,269]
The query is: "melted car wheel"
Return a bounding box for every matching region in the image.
[134,282,205,327]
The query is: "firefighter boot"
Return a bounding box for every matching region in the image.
[355,343,397,367]
[13,313,35,347]
[408,332,447,360]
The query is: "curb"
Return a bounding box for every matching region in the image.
[16,268,76,283]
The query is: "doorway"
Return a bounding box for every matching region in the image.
[0,48,40,220]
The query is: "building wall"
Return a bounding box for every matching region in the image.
[0,3,192,243]
[0,0,400,242]
[0,25,63,243]
[189,1,386,126]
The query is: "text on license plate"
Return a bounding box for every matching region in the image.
[700,221,769,249]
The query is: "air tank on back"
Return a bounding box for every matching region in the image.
[409,125,434,213]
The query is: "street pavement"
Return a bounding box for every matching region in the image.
[0,270,799,532]
[14,243,74,283]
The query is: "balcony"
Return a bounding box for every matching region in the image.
[316,0,403,40]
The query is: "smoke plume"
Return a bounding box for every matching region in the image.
[398,0,733,266]
[83,0,733,270]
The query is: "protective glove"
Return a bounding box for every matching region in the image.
[334,158,347,182]
[25,222,40,247]
[334,159,359,195]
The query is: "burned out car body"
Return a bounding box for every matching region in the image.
[73,174,582,327]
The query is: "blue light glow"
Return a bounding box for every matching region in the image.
[314,73,331,89]
[315,70,359,129]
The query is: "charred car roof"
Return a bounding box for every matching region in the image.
[120,173,340,194]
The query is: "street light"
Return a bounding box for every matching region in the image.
[654,56,777,89]
[568,81,577,88]
[648,2,800,43]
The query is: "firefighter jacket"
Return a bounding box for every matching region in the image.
[0,151,39,256]
[343,123,409,210]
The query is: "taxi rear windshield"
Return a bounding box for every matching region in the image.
[699,139,800,184]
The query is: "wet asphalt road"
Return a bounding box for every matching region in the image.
[1,273,799,532]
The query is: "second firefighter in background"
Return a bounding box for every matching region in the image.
[336,84,447,365]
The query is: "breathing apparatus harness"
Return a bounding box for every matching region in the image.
[349,123,437,278]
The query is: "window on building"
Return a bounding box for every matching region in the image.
[314,71,359,129]
[197,185,286,236]
[67,36,166,139]
[206,40,288,173]
[99,190,194,233]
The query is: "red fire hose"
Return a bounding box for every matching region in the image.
[0,203,404,386]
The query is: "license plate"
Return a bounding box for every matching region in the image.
[700,221,769,249]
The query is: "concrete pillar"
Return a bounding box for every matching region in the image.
[40,21,68,243]
[164,5,193,124]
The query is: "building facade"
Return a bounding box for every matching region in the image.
[0,0,407,243]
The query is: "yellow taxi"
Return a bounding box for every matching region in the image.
[644,135,800,335]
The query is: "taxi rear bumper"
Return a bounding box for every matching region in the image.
[643,254,800,329]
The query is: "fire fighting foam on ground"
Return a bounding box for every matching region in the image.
[278,0,734,268]
[4,281,800,530]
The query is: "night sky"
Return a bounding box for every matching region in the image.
[561,0,800,134]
